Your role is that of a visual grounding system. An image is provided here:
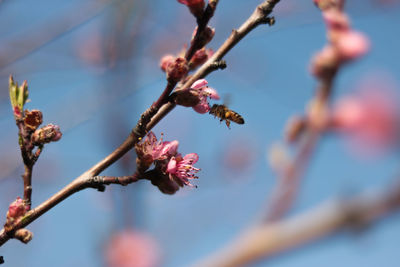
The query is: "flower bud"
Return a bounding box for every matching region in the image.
[14,229,33,244]
[8,197,29,218]
[24,109,43,131]
[192,26,215,49]
[166,57,189,83]
[189,48,213,69]
[32,124,62,145]
[159,54,175,72]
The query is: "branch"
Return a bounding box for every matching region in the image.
[191,180,400,267]
[0,0,281,247]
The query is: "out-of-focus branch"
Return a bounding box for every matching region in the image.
[265,73,336,221]
[0,0,281,247]
[191,180,400,267]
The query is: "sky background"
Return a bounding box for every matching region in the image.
[0,0,400,266]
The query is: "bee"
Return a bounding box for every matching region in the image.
[209,104,245,129]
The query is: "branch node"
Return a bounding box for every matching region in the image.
[88,176,106,192]
[210,60,227,71]
[267,16,275,26]
[14,228,33,244]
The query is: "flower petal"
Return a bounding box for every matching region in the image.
[191,79,208,90]
[183,153,199,164]
[167,158,177,174]
[203,87,220,100]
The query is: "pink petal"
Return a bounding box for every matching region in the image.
[162,140,179,156]
[183,153,199,164]
[193,102,210,114]
[191,79,208,90]
[203,87,220,100]
[167,158,177,173]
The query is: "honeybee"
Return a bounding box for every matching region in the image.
[209,104,245,129]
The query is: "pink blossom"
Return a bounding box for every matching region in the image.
[105,230,160,267]
[331,88,398,152]
[139,132,179,162]
[167,153,200,187]
[335,31,370,61]
[190,79,220,114]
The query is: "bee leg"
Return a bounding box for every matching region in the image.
[225,120,231,129]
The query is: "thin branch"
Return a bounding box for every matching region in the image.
[191,180,400,267]
[185,0,219,60]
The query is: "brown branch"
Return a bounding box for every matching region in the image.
[15,119,35,208]
[185,0,219,60]
[191,181,400,267]
[0,0,282,247]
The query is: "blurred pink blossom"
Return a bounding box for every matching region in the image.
[105,230,160,267]
[335,31,370,61]
[332,86,399,153]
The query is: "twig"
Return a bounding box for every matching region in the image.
[185,0,219,60]
[191,180,400,267]
[0,0,282,247]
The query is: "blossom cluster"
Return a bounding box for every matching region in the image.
[311,0,369,80]
[135,132,200,194]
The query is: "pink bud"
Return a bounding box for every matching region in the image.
[166,57,189,83]
[190,48,213,69]
[8,197,28,218]
[32,124,62,145]
[159,54,175,72]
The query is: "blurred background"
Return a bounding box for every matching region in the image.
[0,0,399,266]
